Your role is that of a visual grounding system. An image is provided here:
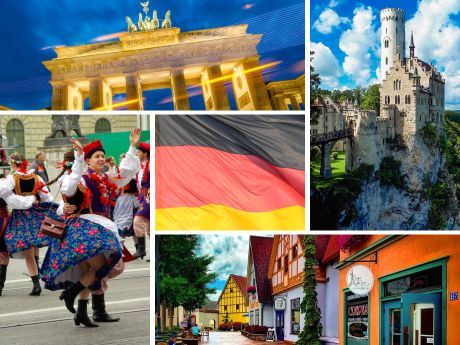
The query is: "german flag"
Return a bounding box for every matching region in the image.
[156,115,305,230]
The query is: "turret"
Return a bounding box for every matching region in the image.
[409,31,415,58]
[380,8,406,80]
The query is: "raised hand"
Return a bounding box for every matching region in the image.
[70,138,84,156]
[130,128,141,147]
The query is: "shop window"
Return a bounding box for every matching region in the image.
[346,293,369,342]
[291,298,301,334]
[383,266,442,297]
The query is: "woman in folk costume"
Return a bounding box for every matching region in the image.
[58,129,141,323]
[132,142,150,259]
[40,139,123,327]
[0,185,40,296]
[2,152,56,296]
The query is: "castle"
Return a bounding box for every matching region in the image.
[312,7,446,175]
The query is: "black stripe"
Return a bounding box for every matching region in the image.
[155,115,305,170]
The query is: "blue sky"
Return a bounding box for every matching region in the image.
[0,0,304,110]
[311,0,460,109]
[196,235,273,302]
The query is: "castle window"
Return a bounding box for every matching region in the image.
[400,112,406,117]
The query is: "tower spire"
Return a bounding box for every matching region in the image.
[410,31,415,58]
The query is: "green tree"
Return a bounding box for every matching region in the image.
[310,51,321,125]
[339,89,354,103]
[222,311,231,324]
[158,235,217,327]
[297,236,322,345]
[360,84,380,116]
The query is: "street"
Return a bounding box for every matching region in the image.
[0,239,150,345]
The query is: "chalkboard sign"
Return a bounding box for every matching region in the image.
[266,328,276,342]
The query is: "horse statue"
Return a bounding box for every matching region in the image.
[126,16,138,32]
[151,10,159,30]
[162,10,172,29]
[138,13,146,31]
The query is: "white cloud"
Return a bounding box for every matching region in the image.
[311,42,342,89]
[313,8,350,34]
[405,0,460,107]
[339,5,379,86]
[197,235,250,281]
[329,0,341,8]
[207,289,223,302]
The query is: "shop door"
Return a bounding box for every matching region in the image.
[275,311,284,341]
[401,293,441,345]
[383,300,402,345]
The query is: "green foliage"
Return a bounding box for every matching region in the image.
[311,146,321,161]
[421,123,439,148]
[311,163,375,229]
[158,235,217,314]
[222,312,231,324]
[427,180,450,229]
[360,84,380,116]
[378,156,404,189]
[297,236,322,345]
[310,51,321,124]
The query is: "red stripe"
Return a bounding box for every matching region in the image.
[156,146,305,212]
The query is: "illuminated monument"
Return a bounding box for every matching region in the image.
[42,2,304,110]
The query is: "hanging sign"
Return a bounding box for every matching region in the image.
[274,297,286,311]
[346,265,374,296]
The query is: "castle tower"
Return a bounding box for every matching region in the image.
[380,8,405,80]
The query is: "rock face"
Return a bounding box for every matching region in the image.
[342,133,459,230]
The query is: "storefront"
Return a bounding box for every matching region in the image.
[338,235,460,345]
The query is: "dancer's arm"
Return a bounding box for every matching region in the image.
[61,139,85,197]
[111,128,141,188]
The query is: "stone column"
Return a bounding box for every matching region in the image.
[232,57,272,110]
[201,65,230,110]
[274,95,289,110]
[320,143,332,179]
[289,96,301,110]
[89,78,103,110]
[125,74,144,110]
[170,69,190,110]
[345,138,353,172]
[51,82,68,110]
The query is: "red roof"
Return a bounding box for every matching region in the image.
[249,236,274,302]
[231,274,248,299]
[321,236,340,264]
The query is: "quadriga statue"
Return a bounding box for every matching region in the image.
[126,16,138,32]
[162,10,172,29]
[151,10,159,30]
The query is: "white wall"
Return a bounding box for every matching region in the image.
[323,261,339,342]
[262,302,274,327]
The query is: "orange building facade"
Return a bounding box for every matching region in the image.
[337,235,460,345]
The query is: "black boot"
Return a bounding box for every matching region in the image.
[34,256,40,271]
[59,281,86,313]
[133,236,146,259]
[29,275,41,296]
[0,264,7,296]
[92,293,120,322]
[74,300,98,327]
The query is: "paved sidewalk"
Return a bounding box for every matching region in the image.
[204,331,289,344]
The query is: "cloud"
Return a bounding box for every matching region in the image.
[197,235,251,281]
[311,42,342,89]
[405,0,460,107]
[329,0,342,8]
[207,289,223,302]
[339,5,378,86]
[313,8,349,34]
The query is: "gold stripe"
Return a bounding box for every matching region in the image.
[156,204,305,230]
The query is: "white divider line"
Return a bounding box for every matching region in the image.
[5,267,150,284]
[0,297,150,318]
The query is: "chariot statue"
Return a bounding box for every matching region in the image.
[162,10,172,29]
[126,16,138,32]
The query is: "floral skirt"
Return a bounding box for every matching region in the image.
[40,216,122,291]
[4,202,59,256]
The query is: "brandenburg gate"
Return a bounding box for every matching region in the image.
[42,5,285,111]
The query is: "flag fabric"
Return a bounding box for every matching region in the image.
[156,115,305,230]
